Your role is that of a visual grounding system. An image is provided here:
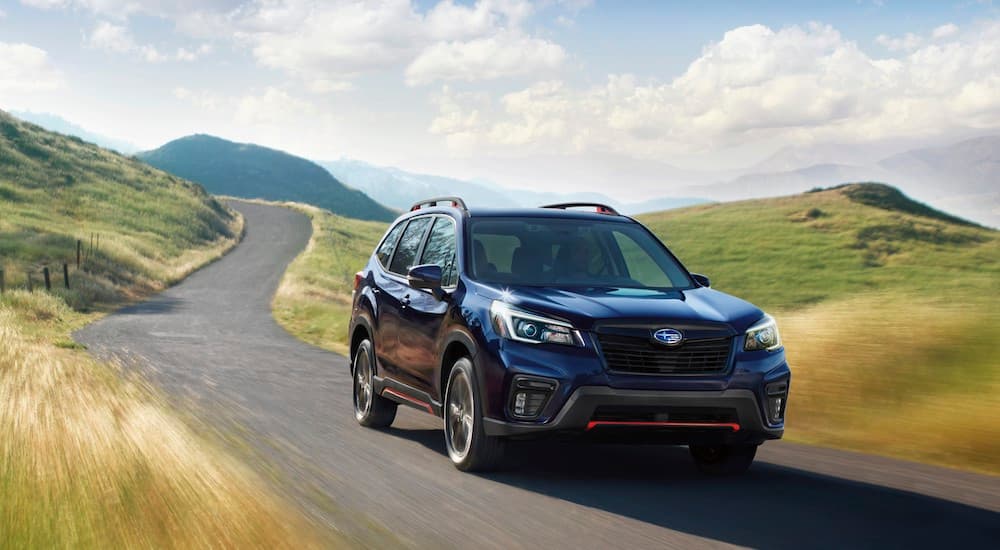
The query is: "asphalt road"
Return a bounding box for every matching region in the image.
[76,201,1000,549]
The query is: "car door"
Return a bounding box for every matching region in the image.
[370,220,407,377]
[394,216,457,395]
[377,215,434,388]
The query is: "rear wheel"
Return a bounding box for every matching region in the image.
[353,339,397,428]
[689,444,758,475]
[444,358,506,472]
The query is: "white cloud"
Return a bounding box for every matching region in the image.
[430,21,1000,157]
[227,0,565,88]
[932,23,959,39]
[876,31,922,51]
[86,20,209,62]
[235,87,318,126]
[174,85,320,128]
[0,42,64,95]
[172,86,225,110]
[23,0,575,87]
[87,21,135,53]
[305,79,355,93]
[406,30,565,86]
[0,8,7,17]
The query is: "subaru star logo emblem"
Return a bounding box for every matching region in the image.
[652,328,683,346]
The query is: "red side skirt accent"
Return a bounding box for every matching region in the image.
[382,387,435,415]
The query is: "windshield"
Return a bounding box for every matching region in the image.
[469,217,693,289]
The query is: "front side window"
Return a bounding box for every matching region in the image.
[420,217,458,286]
[376,222,406,268]
[388,217,433,275]
[469,217,692,289]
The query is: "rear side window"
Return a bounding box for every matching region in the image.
[389,217,433,275]
[420,217,458,286]
[376,222,406,268]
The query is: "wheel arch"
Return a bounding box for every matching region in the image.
[438,330,478,402]
[350,311,375,373]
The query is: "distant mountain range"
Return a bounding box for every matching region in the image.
[17,111,998,227]
[138,135,397,222]
[12,111,138,154]
[674,136,999,227]
[319,158,709,215]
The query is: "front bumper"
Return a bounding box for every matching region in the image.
[483,386,783,445]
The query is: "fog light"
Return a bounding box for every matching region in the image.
[509,376,557,419]
[765,381,789,424]
[514,392,528,416]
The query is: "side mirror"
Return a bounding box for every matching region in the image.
[407,264,443,290]
[691,273,710,288]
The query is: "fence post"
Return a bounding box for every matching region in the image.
[77,239,82,267]
[63,263,70,289]
[0,268,4,294]
[27,272,33,292]
[43,267,51,291]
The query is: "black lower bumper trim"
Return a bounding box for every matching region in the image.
[483,387,782,444]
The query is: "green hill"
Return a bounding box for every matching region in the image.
[139,135,397,222]
[637,182,996,309]
[0,110,328,547]
[271,183,999,473]
[0,112,242,308]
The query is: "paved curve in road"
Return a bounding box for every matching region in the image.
[76,201,1000,549]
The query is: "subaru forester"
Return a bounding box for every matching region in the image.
[348,197,790,474]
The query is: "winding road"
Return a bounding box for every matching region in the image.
[76,201,1000,549]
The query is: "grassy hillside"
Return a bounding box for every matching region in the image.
[638,183,995,309]
[269,202,387,356]
[139,135,397,222]
[0,115,240,310]
[0,110,333,547]
[272,184,999,474]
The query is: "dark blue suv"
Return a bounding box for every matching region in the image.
[349,197,790,473]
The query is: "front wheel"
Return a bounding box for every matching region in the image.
[353,339,397,428]
[444,358,506,472]
[689,444,758,475]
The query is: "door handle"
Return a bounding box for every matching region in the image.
[401,294,411,307]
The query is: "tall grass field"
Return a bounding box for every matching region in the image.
[0,110,332,547]
[271,184,1000,475]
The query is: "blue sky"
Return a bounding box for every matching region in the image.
[0,0,997,197]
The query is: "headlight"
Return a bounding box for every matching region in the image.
[744,314,781,352]
[490,301,583,346]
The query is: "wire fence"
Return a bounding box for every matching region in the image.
[0,233,100,295]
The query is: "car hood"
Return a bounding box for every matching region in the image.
[474,283,764,334]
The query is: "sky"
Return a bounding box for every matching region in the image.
[0,0,998,198]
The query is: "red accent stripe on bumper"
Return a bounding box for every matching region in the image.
[585,420,741,432]
[382,388,435,415]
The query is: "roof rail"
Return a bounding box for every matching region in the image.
[410,196,468,212]
[540,202,621,216]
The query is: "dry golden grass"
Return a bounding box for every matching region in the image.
[0,293,333,549]
[779,295,1000,474]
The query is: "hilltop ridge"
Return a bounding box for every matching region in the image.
[139,135,397,222]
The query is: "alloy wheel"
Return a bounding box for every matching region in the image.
[353,349,373,421]
[445,369,474,462]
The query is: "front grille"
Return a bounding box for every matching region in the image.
[597,334,732,375]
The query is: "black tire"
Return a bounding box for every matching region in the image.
[353,339,397,428]
[444,357,506,472]
[689,444,758,475]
